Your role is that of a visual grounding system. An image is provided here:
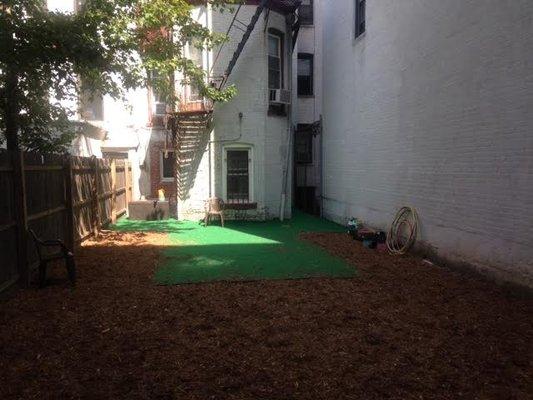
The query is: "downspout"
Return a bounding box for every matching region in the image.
[319,114,324,217]
[280,15,295,221]
[206,3,213,199]
[170,24,179,219]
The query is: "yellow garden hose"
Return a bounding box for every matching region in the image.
[386,206,419,255]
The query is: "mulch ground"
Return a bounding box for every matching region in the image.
[0,230,531,399]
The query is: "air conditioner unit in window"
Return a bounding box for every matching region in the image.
[269,89,291,105]
[154,102,167,116]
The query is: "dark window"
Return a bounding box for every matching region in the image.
[299,0,313,25]
[268,33,282,90]
[295,125,313,164]
[355,0,366,38]
[161,151,175,180]
[297,53,313,96]
[226,150,250,203]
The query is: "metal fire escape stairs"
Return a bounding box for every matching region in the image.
[169,1,270,205]
[216,0,270,90]
[169,1,301,212]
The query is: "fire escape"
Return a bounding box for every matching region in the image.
[169,0,301,209]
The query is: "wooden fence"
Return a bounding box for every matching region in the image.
[0,151,132,292]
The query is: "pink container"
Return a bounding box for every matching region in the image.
[377,243,388,252]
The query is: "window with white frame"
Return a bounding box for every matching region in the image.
[268,33,282,90]
[187,40,204,102]
[225,148,252,204]
[148,70,167,116]
[160,150,176,181]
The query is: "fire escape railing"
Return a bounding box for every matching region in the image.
[210,0,270,90]
[222,0,269,88]
[206,0,302,98]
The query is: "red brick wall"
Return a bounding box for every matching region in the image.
[149,141,176,200]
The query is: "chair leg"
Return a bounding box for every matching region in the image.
[38,261,47,288]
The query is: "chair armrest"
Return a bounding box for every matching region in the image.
[43,239,71,254]
[41,239,65,247]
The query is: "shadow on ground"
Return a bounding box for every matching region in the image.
[113,212,357,284]
[0,228,531,400]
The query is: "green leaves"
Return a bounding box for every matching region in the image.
[1,0,242,152]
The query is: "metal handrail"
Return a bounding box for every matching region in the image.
[209,4,243,76]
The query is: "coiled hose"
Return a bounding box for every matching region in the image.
[386,206,419,255]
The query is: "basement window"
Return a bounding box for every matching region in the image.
[354,0,366,39]
[225,147,252,204]
[160,150,176,182]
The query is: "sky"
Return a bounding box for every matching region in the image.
[46,0,74,13]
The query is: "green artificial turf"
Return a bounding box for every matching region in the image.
[113,211,356,284]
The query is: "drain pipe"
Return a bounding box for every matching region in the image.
[280,16,295,222]
[319,115,324,217]
[280,124,293,222]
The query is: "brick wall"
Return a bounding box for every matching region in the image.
[176,6,292,220]
[148,140,176,200]
[321,0,533,286]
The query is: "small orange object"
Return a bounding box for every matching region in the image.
[158,188,165,201]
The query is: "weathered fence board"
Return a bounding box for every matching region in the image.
[0,151,132,292]
[0,152,18,291]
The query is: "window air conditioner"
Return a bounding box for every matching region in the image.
[269,89,291,105]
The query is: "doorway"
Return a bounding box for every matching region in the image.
[293,124,320,216]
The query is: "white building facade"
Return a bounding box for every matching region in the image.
[49,1,299,220]
[174,2,298,220]
[320,0,533,286]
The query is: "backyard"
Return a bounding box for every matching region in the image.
[0,213,531,399]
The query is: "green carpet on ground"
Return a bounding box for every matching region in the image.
[113,211,356,284]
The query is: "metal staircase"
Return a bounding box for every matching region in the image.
[169,0,301,210]
[218,0,269,89]
[172,111,213,201]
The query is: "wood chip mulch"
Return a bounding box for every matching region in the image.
[0,230,531,400]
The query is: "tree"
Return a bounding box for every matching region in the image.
[0,0,238,152]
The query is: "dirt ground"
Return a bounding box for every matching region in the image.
[0,230,531,400]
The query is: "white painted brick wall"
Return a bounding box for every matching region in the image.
[179,5,292,220]
[321,0,533,286]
